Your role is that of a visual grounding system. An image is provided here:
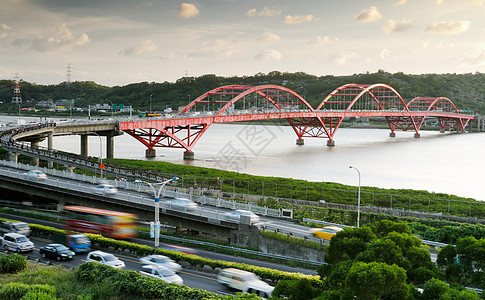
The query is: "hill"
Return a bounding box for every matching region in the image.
[0,70,484,113]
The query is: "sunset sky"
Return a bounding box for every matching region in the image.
[1,0,485,86]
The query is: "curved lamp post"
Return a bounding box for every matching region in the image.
[139,177,179,249]
[349,166,361,227]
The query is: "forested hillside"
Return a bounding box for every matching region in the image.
[1,70,484,113]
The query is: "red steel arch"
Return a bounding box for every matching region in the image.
[407,96,470,132]
[313,83,417,141]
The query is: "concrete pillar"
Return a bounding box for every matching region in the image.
[47,132,53,168]
[9,152,18,163]
[440,129,445,133]
[414,133,421,138]
[80,134,88,158]
[146,148,156,158]
[107,132,114,159]
[389,132,396,137]
[327,140,335,147]
[31,139,40,166]
[296,138,304,145]
[184,150,194,160]
[66,165,75,173]
[57,200,65,211]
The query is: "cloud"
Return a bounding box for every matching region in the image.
[380,49,392,60]
[31,23,89,53]
[257,32,280,43]
[0,23,12,39]
[308,35,338,45]
[434,0,445,4]
[354,6,383,23]
[284,15,314,25]
[330,51,358,65]
[191,39,238,59]
[382,19,412,33]
[469,0,484,4]
[394,0,407,5]
[254,49,282,61]
[120,40,158,56]
[246,7,281,17]
[424,20,471,34]
[460,50,485,66]
[178,3,200,18]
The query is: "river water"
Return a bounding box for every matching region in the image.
[2,116,484,201]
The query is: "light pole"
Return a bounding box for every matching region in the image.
[349,166,361,227]
[90,132,103,178]
[108,100,114,117]
[139,177,179,250]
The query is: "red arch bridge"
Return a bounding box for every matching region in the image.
[119,83,475,160]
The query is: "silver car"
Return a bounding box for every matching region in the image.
[165,198,198,211]
[223,209,260,224]
[139,254,182,272]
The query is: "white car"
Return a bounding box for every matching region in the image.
[26,170,48,179]
[139,255,182,272]
[93,184,118,195]
[86,250,125,269]
[165,198,198,211]
[138,265,183,284]
[1,233,35,253]
[222,209,260,224]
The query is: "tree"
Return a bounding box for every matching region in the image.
[344,262,411,300]
[324,227,376,264]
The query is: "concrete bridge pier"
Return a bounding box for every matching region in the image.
[414,133,420,138]
[389,132,396,137]
[106,132,114,159]
[296,138,304,145]
[184,150,195,160]
[8,151,18,163]
[327,140,335,147]
[80,134,88,158]
[31,140,40,166]
[145,148,156,158]
[47,132,54,168]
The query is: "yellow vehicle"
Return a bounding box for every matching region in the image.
[310,225,344,240]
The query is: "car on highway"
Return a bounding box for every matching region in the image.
[93,183,118,195]
[138,265,183,284]
[222,209,260,224]
[86,250,125,269]
[217,268,260,290]
[39,243,75,261]
[165,198,198,211]
[310,225,344,240]
[1,233,34,253]
[139,254,182,272]
[26,170,48,179]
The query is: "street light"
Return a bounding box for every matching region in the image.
[139,177,179,249]
[108,100,114,118]
[349,166,361,227]
[90,132,103,178]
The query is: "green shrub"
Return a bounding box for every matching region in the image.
[0,254,27,273]
[0,283,55,300]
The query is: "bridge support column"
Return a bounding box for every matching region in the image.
[47,132,53,168]
[389,132,396,137]
[184,150,195,160]
[414,133,420,138]
[8,152,18,163]
[107,132,114,159]
[296,138,304,145]
[31,140,40,166]
[145,148,156,158]
[80,134,88,158]
[440,129,445,133]
[327,140,335,147]
[65,165,75,173]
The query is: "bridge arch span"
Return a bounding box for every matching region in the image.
[407,96,469,132]
[180,85,253,114]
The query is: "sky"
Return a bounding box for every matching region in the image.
[1,0,485,87]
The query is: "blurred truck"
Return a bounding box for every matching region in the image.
[51,232,91,253]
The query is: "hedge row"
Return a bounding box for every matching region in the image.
[28,223,322,286]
